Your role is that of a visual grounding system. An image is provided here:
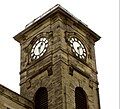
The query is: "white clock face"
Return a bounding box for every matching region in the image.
[69,37,86,59]
[31,37,48,60]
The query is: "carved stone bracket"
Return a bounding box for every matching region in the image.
[47,66,53,76]
[26,79,31,89]
[64,31,75,43]
[46,31,53,39]
[89,79,94,89]
[89,74,96,89]
[69,66,74,76]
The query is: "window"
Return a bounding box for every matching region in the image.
[34,87,48,109]
[75,87,87,109]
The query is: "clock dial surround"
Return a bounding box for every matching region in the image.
[31,37,48,60]
[69,37,87,60]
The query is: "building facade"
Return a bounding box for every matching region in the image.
[0,4,101,109]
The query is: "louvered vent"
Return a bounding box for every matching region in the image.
[34,87,48,109]
[75,87,87,109]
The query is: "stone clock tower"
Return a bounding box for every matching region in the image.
[14,4,101,109]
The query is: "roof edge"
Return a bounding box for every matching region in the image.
[14,4,101,42]
[0,84,33,107]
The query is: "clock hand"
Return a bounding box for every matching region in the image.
[77,45,82,55]
[38,42,43,53]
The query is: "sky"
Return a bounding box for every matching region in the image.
[0,0,119,109]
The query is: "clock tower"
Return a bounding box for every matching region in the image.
[14,4,101,109]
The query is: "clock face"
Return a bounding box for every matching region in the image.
[69,37,87,60]
[31,37,48,60]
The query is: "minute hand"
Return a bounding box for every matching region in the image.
[38,42,43,53]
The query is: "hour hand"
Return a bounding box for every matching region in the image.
[77,46,80,54]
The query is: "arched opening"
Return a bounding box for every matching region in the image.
[34,87,48,109]
[75,87,87,109]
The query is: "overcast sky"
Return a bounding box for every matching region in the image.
[0,0,119,109]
